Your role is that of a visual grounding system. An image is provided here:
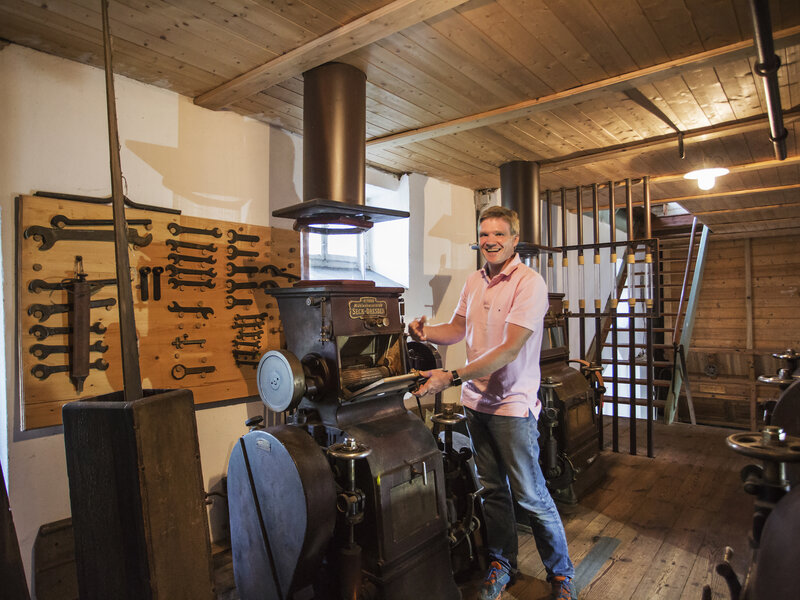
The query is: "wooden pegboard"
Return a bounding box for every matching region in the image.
[16,194,300,430]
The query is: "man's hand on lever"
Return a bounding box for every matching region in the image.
[412,369,453,397]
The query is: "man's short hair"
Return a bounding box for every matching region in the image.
[479,205,519,237]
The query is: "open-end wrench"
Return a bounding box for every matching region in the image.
[233,313,267,325]
[167,301,214,319]
[260,264,301,281]
[261,280,280,289]
[226,295,253,309]
[24,225,152,250]
[28,278,117,293]
[152,266,164,301]
[227,229,260,244]
[233,349,260,360]
[227,245,259,260]
[232,339,261,349]
[171,334,206,349]
[165,264,216,278]
[28,298,116,322]
[226,279,259,293]
[165,239,218,254]
[236,330,263,339]
[29,322,106,340]
[31,358,108,380]
[168,277,216,290]
[139,267,151,301]
[167,253,216,265]
[167,223,222,238]
[51,215,152,229]
[171,364,216,379]
[30,340,108,359]
[226,262,258,276]
[235,359,260,368]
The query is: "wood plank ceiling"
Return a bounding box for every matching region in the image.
[1,0,799,238]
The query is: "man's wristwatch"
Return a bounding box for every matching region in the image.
[450,369,462,387]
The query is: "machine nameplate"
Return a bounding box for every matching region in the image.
[348,296,388,320]
[256,439,271,452]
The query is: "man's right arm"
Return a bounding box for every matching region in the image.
[408,314,466,346]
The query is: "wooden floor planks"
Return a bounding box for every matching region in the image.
[214,418,756,600]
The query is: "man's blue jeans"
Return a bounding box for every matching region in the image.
[466,407,574,580]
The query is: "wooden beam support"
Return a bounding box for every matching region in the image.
[653,182,800,206]
[651,155,800,185]
[367,25,800,149]
[194,0,468,110]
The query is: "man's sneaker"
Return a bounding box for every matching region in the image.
[478,561,512,600]
[550,575,575,600]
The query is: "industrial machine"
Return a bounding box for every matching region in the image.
[227,280,464,600]
[538,293,602,504]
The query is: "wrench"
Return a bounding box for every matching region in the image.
[260,264,300,281]
[171,364,216,379]
[166,264,216,278]
[139,267,151,301]
[167,252,217,265]
[28,298,116,322]
[226,279,258,293]
[165,239,218,254]
[28,278,117,293]
[31,358,108,380]
[30,340,108,359]
[226,295,253,309]
[29,322,107,340]
[232,339,261,349]
[227,229,260,244]
[236,330,263,339]
[233,313,267,325]
[168,277,216,290]
[152,266,164,301]
[51,214,152,229]
[235,359,259,368]
[24,225,152,250]
[261,279,280,289]
[167,223,222,238]
[226,262,258,276]
[167,301,214,319]
[227,245,259,260]
[233,349,260,360]
[171,334,206,349]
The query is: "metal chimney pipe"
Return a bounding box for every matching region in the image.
[303,63,367,205]
[499,161,541,245]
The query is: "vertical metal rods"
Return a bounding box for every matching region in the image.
[609,182,619,453]
[644,177,654,458]
[625,179,637,456]
[577,186,586,359]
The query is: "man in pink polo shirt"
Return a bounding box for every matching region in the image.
[410,206,574,600]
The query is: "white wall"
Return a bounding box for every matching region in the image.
[405,174,476,405]
[1,43,480,591]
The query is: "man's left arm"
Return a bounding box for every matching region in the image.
[413,322,532,397]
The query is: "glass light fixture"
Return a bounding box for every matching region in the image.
[684,167,730,191]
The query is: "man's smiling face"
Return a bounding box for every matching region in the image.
[479,217,518,273]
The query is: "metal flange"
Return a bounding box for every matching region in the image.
[432,403,466,427]
[327,437,372,461]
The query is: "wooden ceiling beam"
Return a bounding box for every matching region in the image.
[194,0,468,110]
[651,156,800,185]
[650,183,800,206]
[367,25,800,149]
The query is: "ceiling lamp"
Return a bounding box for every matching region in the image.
[684,167,730,191]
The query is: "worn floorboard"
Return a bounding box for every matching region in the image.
[214,418,755,600]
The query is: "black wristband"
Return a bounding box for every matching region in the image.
[450,369,462,387]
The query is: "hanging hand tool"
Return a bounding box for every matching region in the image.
[51,214,152,229]
[30,340,109,360]
[171,364,216,379]
[28,298,116,323]
[31,358,109,381]
[66,257,92,392]
[165,239,217,254]
[227,245,259,260]
[24,225,152,250]
[152,266,164,301]
[168,277,216,290]
[171,334,206,350]
[28,278,117,294]
[226,279,259,293]
[166,264,216,278]
[227,230,260,244]
[168,252,217,265]
[167,223,222,238]
[167,301,214,319]
[29,322,106,341]
[260,264,300,281]
[227,263,259,276]
[139,267,151,302]
[226,296,253,309]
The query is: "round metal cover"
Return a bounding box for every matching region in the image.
[257,350,305,412]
